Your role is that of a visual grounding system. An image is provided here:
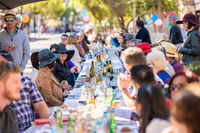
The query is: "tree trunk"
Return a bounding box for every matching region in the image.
[118,16,127,32]
[157,0,163,33]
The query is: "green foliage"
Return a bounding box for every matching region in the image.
[23,0,178,30]
[135,0,178,16]
[24,0,67,20]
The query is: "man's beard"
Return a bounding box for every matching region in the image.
[3,86,20,101]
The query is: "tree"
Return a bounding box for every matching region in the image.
[101,0,132,31]
[24,0,67,20]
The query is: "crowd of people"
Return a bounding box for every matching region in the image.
[0,9,200,133]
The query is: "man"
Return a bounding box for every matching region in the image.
[11,75,50,131]
[118,47,163,108]
[168,16,183,47]
[0,61,23,133]
[0,10,30,70]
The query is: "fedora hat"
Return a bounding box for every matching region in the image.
[55,44,74,61]
[160,42,178,58]
[3,10,16,18]
[176,13,200,27]
[38,49,60,68]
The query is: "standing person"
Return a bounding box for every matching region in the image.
[0,61,23,133]
[135,17,151,44]
[177,13,200,76]
[168,16,183,46]
[0,10,30,70]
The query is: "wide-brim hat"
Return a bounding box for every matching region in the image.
[160,42,178,58]
[176,13,200,27]
[55,44,74,61]
[3,10,16,18]
[38,49,60,68]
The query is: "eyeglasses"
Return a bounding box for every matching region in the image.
[4,18,15,22]
[169,84,185,91]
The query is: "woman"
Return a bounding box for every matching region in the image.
[36,49,68,106]
[147,51,171,84]
[177,13,200,76]
[78,31,90,54]
[168,70,199,99]
[64,35,82,71]
[30,51,39,83]
[135,17,151,44]
[136,84,171,133]
[171,82,200,133]
[117,33,128,50]
[161,42,184,73]
[118,64,156,108]
[52,44,76,87]
[94,33,105,44]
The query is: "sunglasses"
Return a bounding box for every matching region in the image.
[169,84,185,91]
[4,18,15,22]
[61,38,67,41]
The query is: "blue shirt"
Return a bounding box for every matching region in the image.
[157,70,171,84]
[11,75,44,131]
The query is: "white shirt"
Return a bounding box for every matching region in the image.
[165,62,175,76]
[29,68,39,84]
[66,44,81,71]
[146,118,171,133]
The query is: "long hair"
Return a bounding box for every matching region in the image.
[130,64,156,86]
[137,84,169,133]
[65,36,78,46]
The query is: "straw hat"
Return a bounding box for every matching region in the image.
[160,42,178,58]
[3,10,16,18]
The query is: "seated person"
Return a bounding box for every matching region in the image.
[0,61,22,133]
[119,47,164,108]
[30,51,39,83]
[36,49,70,106]
[161,42,184,73]
[118,64,156,109]
[50,44,58,52]
[147,51,171,84]
[50,44,78,73]
[60,33,68,45]
[135,84,171,133]
[11,75,50,131]
[52,44,76,87]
